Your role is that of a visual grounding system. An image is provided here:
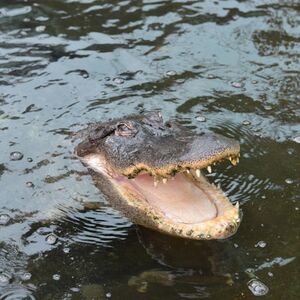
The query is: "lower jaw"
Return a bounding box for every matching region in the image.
[110,172,241,240]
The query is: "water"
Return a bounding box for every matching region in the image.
[0,0,299,299]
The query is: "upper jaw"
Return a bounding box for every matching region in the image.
[76,132,240,180]
[120,150,240,180]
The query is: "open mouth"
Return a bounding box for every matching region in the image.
[79,151,241,240]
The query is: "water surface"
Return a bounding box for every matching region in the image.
[0,0,299,299]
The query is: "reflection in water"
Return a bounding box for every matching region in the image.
[137,227,241,272]
[0,0,299,298]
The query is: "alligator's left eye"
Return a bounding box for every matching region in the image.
[115,122,137,137]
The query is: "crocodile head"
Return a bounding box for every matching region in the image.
[75,112,241,240]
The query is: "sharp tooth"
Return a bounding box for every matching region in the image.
[186,169,190,174]
[235,201,239,209]
[217,183,221,188]
[196,169,201,177]
[207,166,212,173]
[229,157,237,166]
[154,180,158,187]
[163,178,167,184]
[236,157,239,163]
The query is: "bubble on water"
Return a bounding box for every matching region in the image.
[53,274,61,281]
[21,272,32,281]
[80,70,89,78]
[255,241,267,248]
[207,74,216,79]
[264,105,272,111]
[64,293,72,299]
[63,247,70,254]
[247,279,269,296]
[113,77,124,84]
[70,287,80,292]
[292,136,300,143]
[252,80,258,84]
[35,25,46,32]
[36,16,49,22]
[243,120,251,125]
[165,70,176,77]
[104,76,111,81]
[0,272,11,285]
[0,214,10,225]
[196,116,206,122]
[26,181,34,188]
[245,268,255,275]
[46,233,58,245]
[106,292,112,298]
[27,157,33,162]
[268,272,274,277]
[231,81,244,88]
[285,178,293,184]
[10,151,24,161]
[37,227,52,235]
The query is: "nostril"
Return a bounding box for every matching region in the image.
[165,122,172,128]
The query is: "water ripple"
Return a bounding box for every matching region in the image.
[0,288,36,300]
[62,206,132,246]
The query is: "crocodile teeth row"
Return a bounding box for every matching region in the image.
[152,154,240,186]
[153,168,202,187]
[153,164,213,186]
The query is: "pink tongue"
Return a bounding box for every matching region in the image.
[133,173,217,224]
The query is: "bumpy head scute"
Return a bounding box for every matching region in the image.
[76,112,240,178]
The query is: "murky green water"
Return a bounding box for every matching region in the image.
[0,0,299,299]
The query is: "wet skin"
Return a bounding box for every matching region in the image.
[75,112,241,240]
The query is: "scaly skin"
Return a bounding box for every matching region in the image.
[75,112,241,240]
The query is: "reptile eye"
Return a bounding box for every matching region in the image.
[115,122,137,137]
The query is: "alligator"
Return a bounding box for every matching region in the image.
[75,112,241,240]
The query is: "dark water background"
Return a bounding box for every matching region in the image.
[0,0,299,299]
